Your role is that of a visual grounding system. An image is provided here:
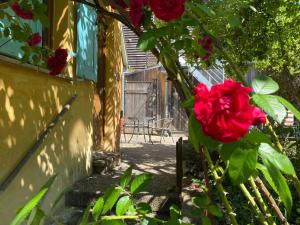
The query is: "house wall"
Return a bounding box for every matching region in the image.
[0,1,92,223]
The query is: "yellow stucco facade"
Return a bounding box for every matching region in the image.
[0,1,123,223]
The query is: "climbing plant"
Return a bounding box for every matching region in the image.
[2,0,300,224]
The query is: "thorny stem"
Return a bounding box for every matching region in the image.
[202,146,238,225]
[249,177,275,225]
[239,183,268,225]
[255,177,289,225]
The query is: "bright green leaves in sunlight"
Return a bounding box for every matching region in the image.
[252,75,279,94]
[221,141,258,185]
[130,173,153,194]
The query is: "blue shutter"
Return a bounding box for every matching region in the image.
[76,3,98,82]
[0,6,42,59]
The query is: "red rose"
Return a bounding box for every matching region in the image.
[129,0,149,27]
[28,33,42,47]
[47,48,68,76]
[198,36,213,61]
[252,107,266,125]
[11,2,33,20]
[194,80,266,143]
[149,0,185,21]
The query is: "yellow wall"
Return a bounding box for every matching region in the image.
[0,60,94,224]
[102,19,123,152]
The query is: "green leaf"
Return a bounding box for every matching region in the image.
[116,196,132,216]
[26,207,45,225]
[102,187,122,215]
[188,114,220,150]
[130,173,153,194]
[220,141,241,161]
[136,202,152,214]
[78,203,92,225]
[169,205,181,220]
[207,205,223,217]
[263,159,293,215]
[275,96,300,122]
[92,197,104,221]
[258,143,295,176]
[256,163,277,193]
[192,4,216,17]
[252,75,279,94]
[228,16,241,28]
[181,96,194,109]
[10,176,56,225]
[120,166,132,189]
[192,195,211,208]
[247,130,272,145]
[252,94,286,123]
[101,220,126,225]
[138,36,156,51]
[201,216,212,225]
[228,148,258,184]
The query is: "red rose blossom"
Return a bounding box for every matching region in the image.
[11,2,33,20]
[149,0,185,21]
[47,48,68,76]
[129,0,149,27]
[194,80,266,143]
[198,36,213,61]
[28,33,42,47]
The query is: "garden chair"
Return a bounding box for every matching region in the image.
[147,118,174,143]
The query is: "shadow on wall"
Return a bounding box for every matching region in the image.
[0,61,94,223]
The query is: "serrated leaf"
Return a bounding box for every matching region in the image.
[120,166,132,189]
[263,159,293,215]
[252,75,279,94]
[258,143,295,176]
[116,196,132,216]
[252,94,286,123]
[247,130,272,145]
[275,96,300,122]
[130,173,153,194]
[256,163,277,193]
[207,205,223,217]
[192,4,216,17]
[92,197,104,221]
[220,141,240,161]
[102,187,122,215]
[228,148,258,184]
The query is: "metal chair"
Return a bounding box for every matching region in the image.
[147,118,174,143]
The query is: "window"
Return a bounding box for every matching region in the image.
[0,1,43,59]
[76,2,98,82]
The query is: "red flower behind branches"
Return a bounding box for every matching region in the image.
[149,0,185,21]
[194,80,266,143]
[198,36,213,61]
[11,2,33,20]
[129,0,149,27]
[28,33,42,47]
[111,0,129,9]
[47,48,68,76]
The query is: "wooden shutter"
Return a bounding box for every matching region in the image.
[76,3,98,82]
[0,5,42,59]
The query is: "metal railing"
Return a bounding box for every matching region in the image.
[0,94,78,191]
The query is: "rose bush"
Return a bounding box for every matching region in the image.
[194,80,266,143]
[27,32,42,47]
[198,36,213,61]
[149,0,185,21]
[11,2,33,20]
[129,0,149,27]
[47,48,68,76]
